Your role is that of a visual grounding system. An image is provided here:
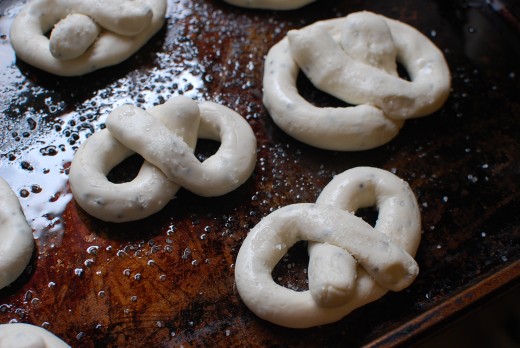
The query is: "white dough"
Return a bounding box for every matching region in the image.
[234,167,421,328]
[10,0,167,76]
[309,166,421,308]
[263,11,451,150]
[0,177,34,290]
[69,96,257,222]
[49,14,100,60]
[221,0,316,10]
[0,323,69,347]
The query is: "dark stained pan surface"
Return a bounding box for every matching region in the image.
[0,0,519,346]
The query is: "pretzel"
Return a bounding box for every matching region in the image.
[0,177,34,290]
[0,323,69,347]
[9,0,167,76]
[69,96,257,223]
[222,0,316,10]
[263,11,451,150]
[234,167,421,328]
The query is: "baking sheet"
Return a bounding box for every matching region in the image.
[0,0,519,346]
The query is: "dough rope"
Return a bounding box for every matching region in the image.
[263,11,451,151]
[234,167,421,328]
[0,177,34,290]
[69,96,257,223]
[9,0,167,76]
[0,323,70,347]
[221,0,316,10]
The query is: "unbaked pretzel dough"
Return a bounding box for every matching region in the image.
[0,177,34,290]
[10,0,167,76]
[0,323,69,347]
[263,11,451,150]
[234,167,421,328]
[69,96,257,222]
[222,0,316,10]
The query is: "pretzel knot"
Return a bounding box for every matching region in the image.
[9,0,167,76]
[235,167,421,328]
[69,96,257,223]
[0,177,34,290]
[263,11,451,151]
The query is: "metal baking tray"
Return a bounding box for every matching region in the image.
[0,0,519,346]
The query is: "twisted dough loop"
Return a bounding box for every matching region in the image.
[0,177,34,290]
[10,0,166,76]
[69,97,257,223]
[263,11,450,151]
[234,167,421,328]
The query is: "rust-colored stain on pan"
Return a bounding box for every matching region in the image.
[0,0,519,346]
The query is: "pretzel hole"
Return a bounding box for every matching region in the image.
[43,24,61,39]
[396,62,411,81]
[355,206,378,227]
[296,72,352,108]
[194,139,219,162]
[272,241,310,291]
[107,154,144,184]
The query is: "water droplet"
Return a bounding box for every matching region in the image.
[87,246,99,255]
[167,225,176,236]
[24,290,34,301]
[182,247,191,260]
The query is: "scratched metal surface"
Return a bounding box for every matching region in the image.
[0,0,519,346]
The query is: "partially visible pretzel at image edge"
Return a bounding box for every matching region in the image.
[263,11,451,151]
[234,167,421,328]
[0,323,70,347]
[0,177,34,290]
[9,0,167,76]
[69,96,257,223]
